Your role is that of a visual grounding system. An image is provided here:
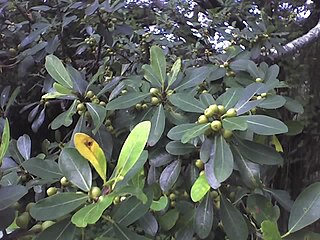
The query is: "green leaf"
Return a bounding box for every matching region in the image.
[168,93,205,113]
[217,88,242,110]
[231,146,261,189]
[247,194,280,225]
[53,82,72,95]
[86,103,107,135]
[51,100,77,130]
[194,193,214,239]
[148,104,165,146]
[236,138,283,165]
[191,173,210,202]
[113,222,152,240]
[166,141,195,155]
[116,121,151,177]
[142,64,162,88]
[285,120,304,136]
[168,58,181,88]
[235,83,266,115]
[34,217,76,240]
[258,95,286,109]
[284,97,304,114]
[238,115,288,135]
[159,160,181,192]
[167,123,196,141]
[247,60,261,78]
[181,123,210,143]
[112,188,153,226]
[137,212,159,236]
[214,135,234,183]
[265,64,280,83]
[150,45,166,85]
[0,185,28,211]
[105,93,150,110]
[229,59,250,71]
[261,220,281,240]
[199,92,215,107]
[0,118,10,166]
[59,148,92,192]
[22,157,62,180]
[17,134,31,160]
[30,192,88,220]
[266,189,293,212]
[200,138,213,163]
[71,194,114,227]
[222,117,248,131]
[159,209,180,231]
[288,182,320,233]
[175,66,212,91]
[45,55,73,89]
[221,195,248,240]
[150,195,168,211]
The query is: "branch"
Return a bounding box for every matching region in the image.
[272,17,320,60]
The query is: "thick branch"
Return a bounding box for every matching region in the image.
[273,17,320,60]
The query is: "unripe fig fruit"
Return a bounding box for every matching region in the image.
[46,187,57,196]
[198,115,208,124]
[225,108,237,117]
[89,186,101,199]
[211,120,222,131]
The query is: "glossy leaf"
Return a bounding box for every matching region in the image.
[150,195,168,211]
[239,115,288,135]
[175,66,212,91]
[217,88,242,110]
[137,212,159,236]
[22,157,62,180]
[113,222,152,240]
[86,103,107,134]
[288,182,320,233]
[235,83,265,115]
[17,134,31,160]
[284,97,304,114]
[181,123,210,143]
[71,194,114,227]
[142,64,162,87]
[74,133,107,183]
[221,195,248,240]
[45,55,73,89]
[0,118,10,166]
[150,45,166,85]
[247,194,280,225]
[191,173,210,202]
[168,93,205,113]
[116,121,151,177]
[168,58,181,88]
[59,148,92,192]
[105,93,150,110]
[149,152,174,167]
[236,138,283,165]
[112,188,153,226]
[258,95,286,109]
[267,189,293,212]
[166,141,195,155]
[167,123,196,141]
[51,100,77,130]
[35,217,76,240]
[148,104,165,146]
[213,135,234,183]
[231,146,261,189]
[199,92,215,107]
[0,185,28,211]
[261,220,281,240]
[30,192,88,220]
[159,209,180,231]
[200,138,213,163]
[222,117,247,131]
[194,193,214,239]
[159,160,181,192]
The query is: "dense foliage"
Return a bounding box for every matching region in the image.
[0,0,319,239]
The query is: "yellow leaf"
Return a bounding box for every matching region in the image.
[74,133,107,183]
[271,135,283,153]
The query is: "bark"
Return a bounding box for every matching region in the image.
[273,17,320,60]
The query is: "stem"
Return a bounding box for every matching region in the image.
[281,231,291,239]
